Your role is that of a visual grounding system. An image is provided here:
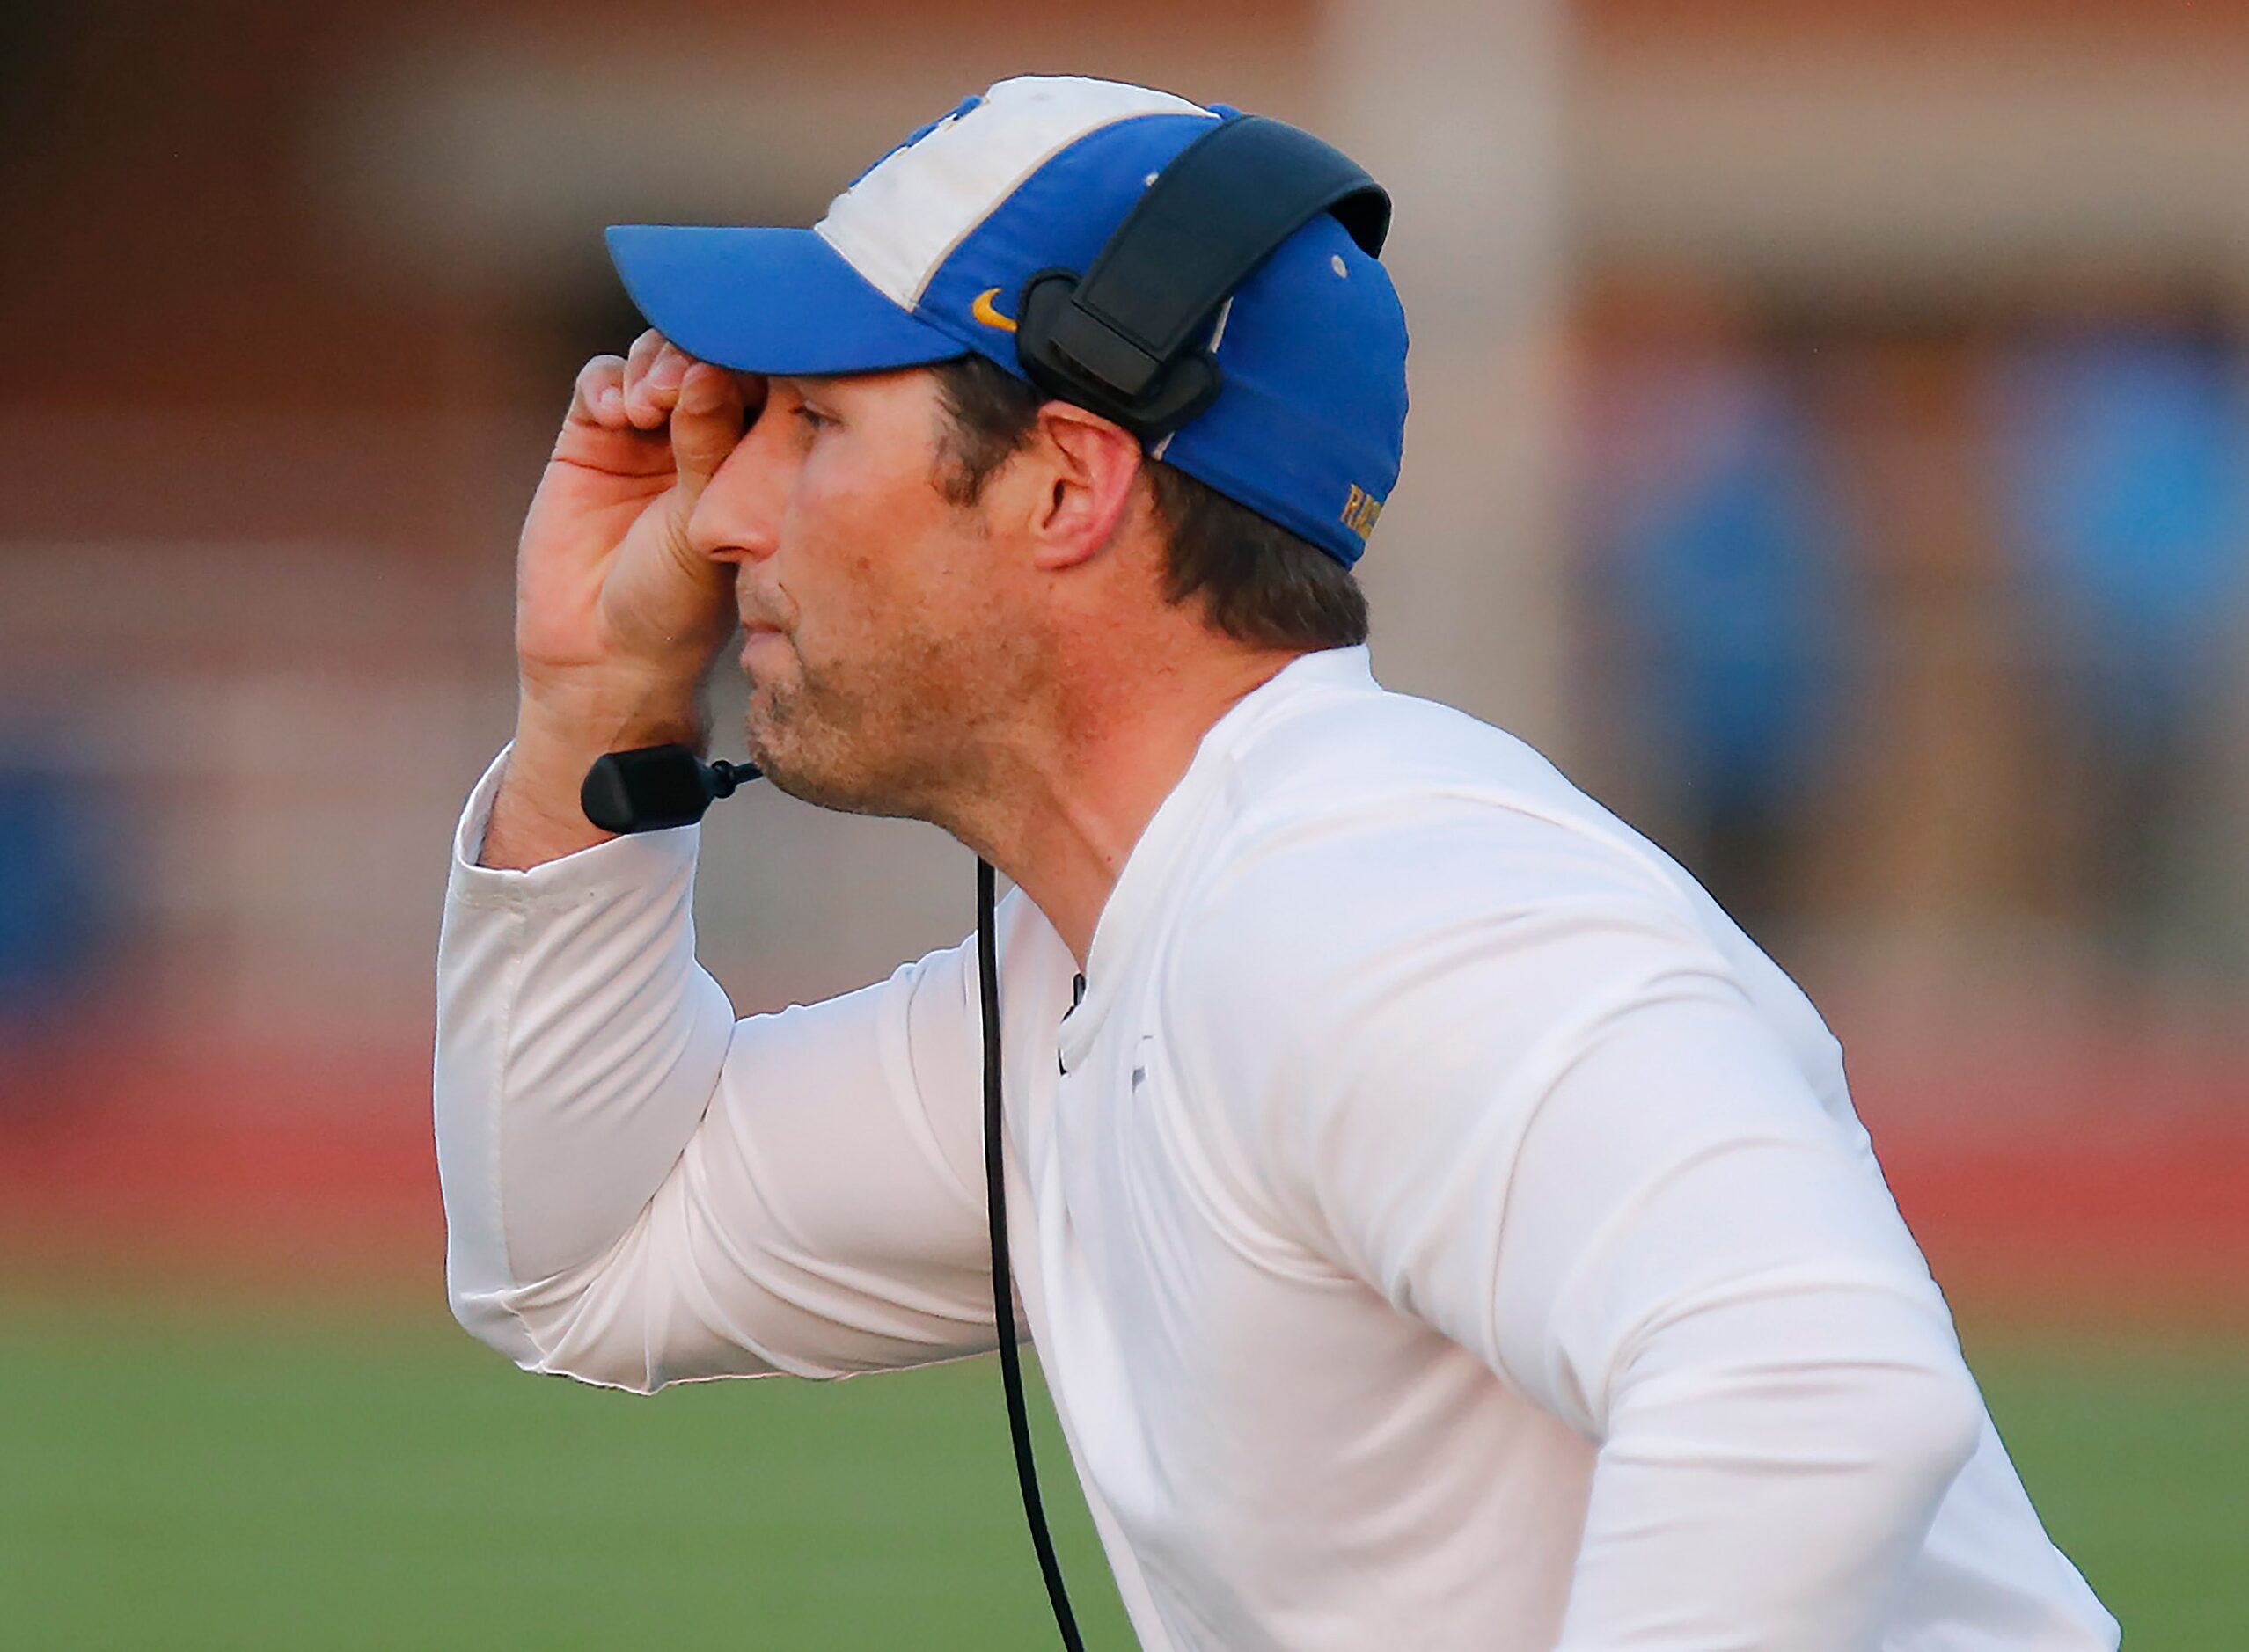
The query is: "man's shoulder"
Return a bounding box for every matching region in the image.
[1161,689,1711,1045]
[1203,679,1692,928]
[1160,675,1848,1142]
[1234,669,1563,797]
[1151,698,1734,1197]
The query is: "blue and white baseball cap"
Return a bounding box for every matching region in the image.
[606,74,1409,567]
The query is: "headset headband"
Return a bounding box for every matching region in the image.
[1014,113,1392,442]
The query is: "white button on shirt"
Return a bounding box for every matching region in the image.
[435,646,2116,1650]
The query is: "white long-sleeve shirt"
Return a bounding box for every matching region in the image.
[435,646,2117,1650]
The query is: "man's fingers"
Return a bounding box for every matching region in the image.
[568,355,629,426]
[619,329,665,428]
[622,336,702,431]
[561,337,751,480]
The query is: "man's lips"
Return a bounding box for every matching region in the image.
[736,582,797,667]
[740,625,788,669]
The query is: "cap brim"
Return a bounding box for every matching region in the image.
[605,224,965,376]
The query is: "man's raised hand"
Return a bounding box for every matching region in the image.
[482,333,764,869]
[514,329,764,721]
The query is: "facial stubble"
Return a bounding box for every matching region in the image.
[740,615,993,824]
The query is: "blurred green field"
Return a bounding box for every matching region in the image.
[0,1294,2237,1648]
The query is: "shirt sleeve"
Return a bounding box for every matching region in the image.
[434,747,997,1392]
[1170,800,1986,1648]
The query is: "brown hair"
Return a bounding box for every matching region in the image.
[930,354,1370,651]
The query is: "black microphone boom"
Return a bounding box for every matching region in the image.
[581,744,761,834]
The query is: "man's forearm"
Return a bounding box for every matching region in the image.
[437,747,737,1376]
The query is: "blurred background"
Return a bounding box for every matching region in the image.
[2,1,2243,1645]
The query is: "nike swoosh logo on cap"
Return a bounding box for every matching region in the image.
[971,287,1019,332]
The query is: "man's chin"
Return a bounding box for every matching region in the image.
[743,706,897,818]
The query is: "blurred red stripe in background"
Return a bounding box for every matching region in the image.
[2,1035,2242,1331]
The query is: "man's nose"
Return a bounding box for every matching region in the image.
[687,416,787,565]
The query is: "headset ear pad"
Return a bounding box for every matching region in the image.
[1015,268,1224,443]
[1012,268,1080,393]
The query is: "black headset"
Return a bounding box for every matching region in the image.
[1015,112,1391,444]
[582,110,1391,1651]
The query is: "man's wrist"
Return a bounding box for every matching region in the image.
[478,683,712,871]
[514,670,713,756]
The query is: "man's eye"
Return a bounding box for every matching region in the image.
[792,404,837,431]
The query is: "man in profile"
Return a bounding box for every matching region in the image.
[434,75,2116,1650]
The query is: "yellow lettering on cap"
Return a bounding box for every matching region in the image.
[1341,484,1384,541]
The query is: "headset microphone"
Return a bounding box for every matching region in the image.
[581,744,761,834]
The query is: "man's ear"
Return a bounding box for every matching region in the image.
[1025,401,1146,571]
